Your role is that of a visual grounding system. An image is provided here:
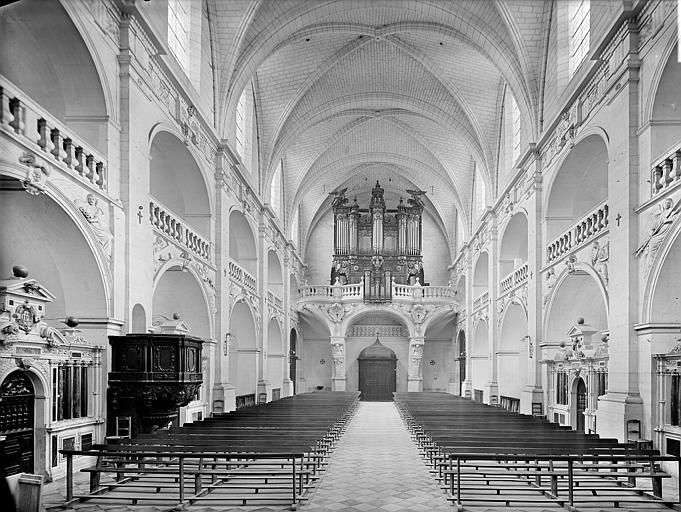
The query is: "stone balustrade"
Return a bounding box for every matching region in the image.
[149,199,211,261]
[473,291,489,311]
[298,281,456,306]
[546,202,608,263]
[0,74,107,191]
[651,144,681,195]
[267,290,283,310]
[228,259,256,293]
[500,262,529,295]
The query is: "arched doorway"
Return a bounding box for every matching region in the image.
[457,330,466,388]
[0,371,35,476]
[289,329,298,394]
[358,338,397,401]
[573,377,587,432]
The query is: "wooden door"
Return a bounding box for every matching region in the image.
[575,377,587,432]
[359,359,396,401]
[0,371,35,476]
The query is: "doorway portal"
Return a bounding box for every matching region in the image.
[574,376,587,432]
[0,371,35,475]
[358,338,397,401]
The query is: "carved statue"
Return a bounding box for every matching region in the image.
[406,189,426,209]
[637,198,681,276]
[329,187,349,208]
[591,240,609,284]
[76,193,112,259]
[409,342,424,376]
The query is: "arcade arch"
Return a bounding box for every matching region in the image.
[152,267,212,340]
[545,135,608,241]
[499,213,528,280]
[471,319,489,398]
[229,210,258,276]
[267,250,283,299]
[472,252,489,305]
[0,0,109,153]
[150,131,212,238]
[229,301,258,398]
[649,42,681,158]
[497,302,527,400]
[0,178,109,325]
[267,318,284,394]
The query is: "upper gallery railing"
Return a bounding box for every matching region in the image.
[0,74,107,191]
[149,199,211,261]
[651,143,681,196]
[298,280,455,304]
[228,259,256,293]
[499,263,529,295]
[546,201,609,263]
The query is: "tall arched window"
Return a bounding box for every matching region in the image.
[511,95,521,163]
[291,206,300,248]
[235,84,255,173]
[168,0,189,71]
[270,160,283,220]
[473,165,486,222]
[568,0,590,78]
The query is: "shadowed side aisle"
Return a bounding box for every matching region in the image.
[301,401,452,512]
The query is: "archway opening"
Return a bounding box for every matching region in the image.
[131,303,147,333]
[289,329,298,394]
[650,228,681,323]
[457,330,466,390]
[499,213,528,280]
[0,0,108,153]
[545,272,607,345]
[651,43,681,158]
[152,267,211,340]
[498,302,527,403]
[546,135,608,241]
[230,301,258,399]
[473,252,489,307]
[0,179,108,328]
[228,210,257,276]
[150,132,211,238]
[299,314,331,392]
[267,250,283,299]
[573,376,587,432]
[423,317,455,392]
[471,320,489,401]
[267,318,284,396]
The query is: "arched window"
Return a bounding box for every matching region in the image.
[568,0,590,78]
[511,95,521,163]
[168,0,190,71]
[235,84,255,173]
[290,206,300,248]
[473,164,486,222]
[270,160,283,220]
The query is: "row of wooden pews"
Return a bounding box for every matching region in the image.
[61,391,359,510]
[395,392,681,510]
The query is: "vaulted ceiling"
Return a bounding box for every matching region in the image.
[208,0,552,251]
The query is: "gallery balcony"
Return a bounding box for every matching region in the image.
[149,198,212,263]
[546,201,609,264]
[297,280,456,306]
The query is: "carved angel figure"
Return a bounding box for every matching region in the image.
[76,194,112,259]
[636,198,681,275]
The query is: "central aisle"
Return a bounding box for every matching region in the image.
[302,401,453,512]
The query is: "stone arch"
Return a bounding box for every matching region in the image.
[498,212,528,280]
[230,300,259,397]
[471,319,489,396]
[228,209,258,275]
[267,250,283,298]
[149,130,212,239]
[342,306,414,339]
[497,301,527,400]
[0,0,109,153]
[545,133,609,241]
[472,251,489,302]
[544,267,608,346]
[0,176,110,325]
[152,265,213,340]
[643,35,680,124]
[643,213,681,323]
[649,40,681,158]
[267,317,284,393]
[131,303,147,333]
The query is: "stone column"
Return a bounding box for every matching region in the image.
[486,213,499,405]
[330,336,346,391]
[408,336,425,391]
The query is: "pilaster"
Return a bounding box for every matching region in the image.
[330,335,346,391]
[408,336,425,392]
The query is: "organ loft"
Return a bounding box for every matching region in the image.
[330,181,426,301]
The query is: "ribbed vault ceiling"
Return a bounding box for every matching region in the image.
[208,0,550,251]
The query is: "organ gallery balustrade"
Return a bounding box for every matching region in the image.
[546,201,609,263]
[0,74,107,191]
[297,280,455,306]
[149,198,211,261]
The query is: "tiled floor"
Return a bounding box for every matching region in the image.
[301,401,453,512]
